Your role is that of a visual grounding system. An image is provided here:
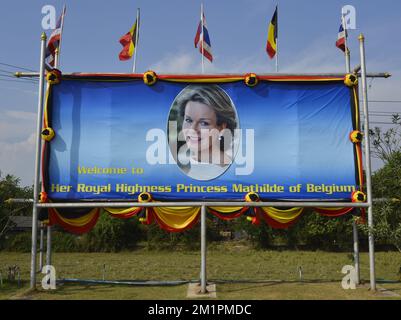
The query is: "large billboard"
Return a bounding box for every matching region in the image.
[44,74,362,201]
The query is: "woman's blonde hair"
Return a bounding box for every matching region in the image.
[175,85,237,134]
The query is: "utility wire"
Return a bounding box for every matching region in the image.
[0,68,38,81]
[0,78,37,84]
[370,121,399,125]
[0,68,19,74]
[367,114,400,117]
[369,111,400,114]
[0,67,38,84]
[0,62,36,72]
[0,73,37,80]
[0,74,38,84]
[0,73,18,78]
[368,100,401,103]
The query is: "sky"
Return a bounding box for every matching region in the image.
[0,0,400,186]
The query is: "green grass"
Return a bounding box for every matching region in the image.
[1,242,401,300]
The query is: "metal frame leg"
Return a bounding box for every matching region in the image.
[39,223,44,272]
[200,205,207,294]
[46,226,52,266]
[352,220,360,284]
[359,33,376,291]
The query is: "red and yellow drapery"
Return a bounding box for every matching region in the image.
[43,196,362,234]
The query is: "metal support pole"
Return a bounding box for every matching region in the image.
[39,223,44,272]
[200,205,207,294]
[30,33,47,289]
[353,221,360,284]
[7,197,395,205]
[359,34,376,291]
[35,201,370,209]
[46,226,52,266]
[14,72,392,79]
[345,48,351,73]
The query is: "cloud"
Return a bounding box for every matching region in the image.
[0,110,36,143]
[148,51,200,73]
[1,86,38,95]
[5,110,36,121]
[147,35,354,75]
[0,110,37,185]
[0,133,35,186]
[148,50,234,74]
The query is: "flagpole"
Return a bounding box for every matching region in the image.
[132,8,140,73]
[30,33,47,288]
[342,15,351,73]
[201,3,205,74]
[54,48,59,68]
[275,38,278,72]
[56,5,66,68]
[275,5,278,73]
[200,4,207,293]
[47,4,67,268]
[341,13,360,286]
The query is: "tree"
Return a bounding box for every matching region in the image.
[369,114,401,162]
[0,172,33,242]
[372,151,401,200]
[359,152,401,252]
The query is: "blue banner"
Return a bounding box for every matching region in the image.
[46,77,359,201]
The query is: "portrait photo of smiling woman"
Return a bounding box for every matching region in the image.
[168,85,239,181]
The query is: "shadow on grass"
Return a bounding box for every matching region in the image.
[16,279,400,300]
[212,279,342,284]
[212,279,346,294]
[40,283,119,297]
[216,281,284,294]
[0,280,29,298]
[378,286,401,293]
[36,279,346,297]
[1,283,23,292]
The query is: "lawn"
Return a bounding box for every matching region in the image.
[1,242,401,300]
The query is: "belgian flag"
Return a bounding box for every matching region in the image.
[266,6,278,59]
[119,18,138,61]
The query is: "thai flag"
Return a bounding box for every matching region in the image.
[45,6,66,68]
[336,23,346,52]
[194,13,213,62]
